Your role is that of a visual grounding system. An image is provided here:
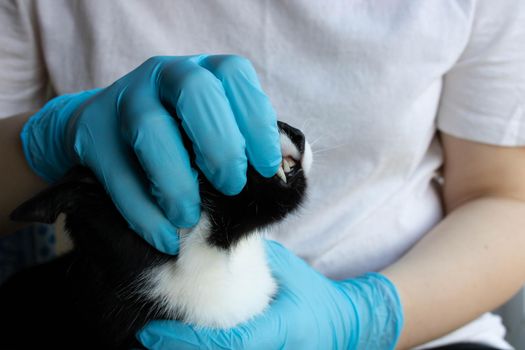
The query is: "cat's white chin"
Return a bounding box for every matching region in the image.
[145,214,276,328]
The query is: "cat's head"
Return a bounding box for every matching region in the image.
[10,121,312,252]
[197,121,312,248]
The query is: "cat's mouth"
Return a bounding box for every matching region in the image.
[272,120,312,186]
[276,156,301,184]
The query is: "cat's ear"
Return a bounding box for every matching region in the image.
[277,121,305,154]
[10,167,98,224]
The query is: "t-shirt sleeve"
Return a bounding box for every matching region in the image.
[0,0,51,119]
[437,1,525,146]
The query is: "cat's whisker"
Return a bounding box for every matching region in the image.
[312,143,347,155]
[308,135,324,148]
[299,118,314,134]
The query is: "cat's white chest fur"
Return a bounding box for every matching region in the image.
[146,215,276,328]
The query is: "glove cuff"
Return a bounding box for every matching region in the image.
[21,89,101,182]
[341,272,404,350]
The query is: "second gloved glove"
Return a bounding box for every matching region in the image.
[138,240,404,350]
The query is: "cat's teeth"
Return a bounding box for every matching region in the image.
[276,165,287,183]
[282,159,291,173]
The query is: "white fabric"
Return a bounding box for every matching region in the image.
[1,0,524,348]
[414,313,512,350]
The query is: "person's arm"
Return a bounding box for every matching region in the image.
[0,112,47,235]
[383,132,525,349]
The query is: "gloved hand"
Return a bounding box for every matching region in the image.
[21,55,281,254]
[137,240,404,350]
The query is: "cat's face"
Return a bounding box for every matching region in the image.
[10,121,312,253]
[200,121,312,249]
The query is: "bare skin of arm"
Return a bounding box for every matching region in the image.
[0,112,47,235]
[384,133,525,349]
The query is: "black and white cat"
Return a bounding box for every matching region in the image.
[0,121,312,349]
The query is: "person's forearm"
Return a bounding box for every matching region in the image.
[383,196,525,349]
[0,112,47,235]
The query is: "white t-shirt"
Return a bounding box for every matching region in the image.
[1,1,524,348]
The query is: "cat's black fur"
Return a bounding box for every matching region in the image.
[0,122,307,349]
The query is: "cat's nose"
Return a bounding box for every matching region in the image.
[277,121,305,155]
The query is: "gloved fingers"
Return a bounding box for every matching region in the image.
[137,316,283,350]
[200,55,281,178]
[73,121,181,255]
[159,58,248,195]
[137,320,211,350]
[137,321,239,350]
[119,90,201,228]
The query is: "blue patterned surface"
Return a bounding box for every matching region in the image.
[0,224,56,285]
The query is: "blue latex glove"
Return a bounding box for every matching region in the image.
[20,55,282,254]
[138,240,404,349]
